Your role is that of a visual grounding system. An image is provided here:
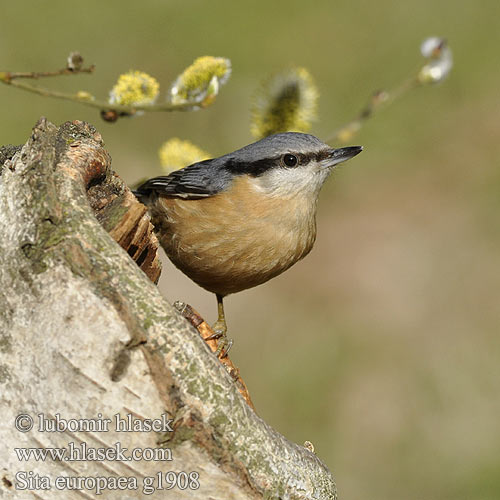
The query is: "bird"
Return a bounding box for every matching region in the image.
[134,132,362,355]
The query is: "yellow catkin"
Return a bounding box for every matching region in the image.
[158,138,210,173]
[251,67,319,139]
[170,56,231,106]
[109,70,159,106]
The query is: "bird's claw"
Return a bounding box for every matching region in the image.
[214,335,233,358]
[207,320,232,357]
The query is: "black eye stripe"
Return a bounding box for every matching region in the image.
[223,151,317,177]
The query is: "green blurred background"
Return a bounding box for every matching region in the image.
[2,1,499,498]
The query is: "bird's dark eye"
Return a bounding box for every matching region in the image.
[282,154,298,167]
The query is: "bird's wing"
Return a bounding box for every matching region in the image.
[134,159,230,199]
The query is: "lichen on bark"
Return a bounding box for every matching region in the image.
[0,118,337,500]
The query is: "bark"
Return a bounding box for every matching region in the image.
[0,118,337,499]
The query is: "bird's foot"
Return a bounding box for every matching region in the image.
[207,321,233,358]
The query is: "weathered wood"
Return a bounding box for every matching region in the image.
[0,118,337,499]
[174,301,255,410]
[86,168,162,284]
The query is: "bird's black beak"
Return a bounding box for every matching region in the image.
[326,146,363,168]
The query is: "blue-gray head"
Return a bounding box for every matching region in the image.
[221,132,362,198]
[135,132,362,201]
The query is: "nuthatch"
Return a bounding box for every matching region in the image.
[135,132,362,354]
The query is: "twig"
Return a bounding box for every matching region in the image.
[0,77,196,114]
[3,66,95,80]
[0,63,200,117]
[327,36,454,144]
[326,74,421,144]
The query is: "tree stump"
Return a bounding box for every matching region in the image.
[0,118,337,499]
